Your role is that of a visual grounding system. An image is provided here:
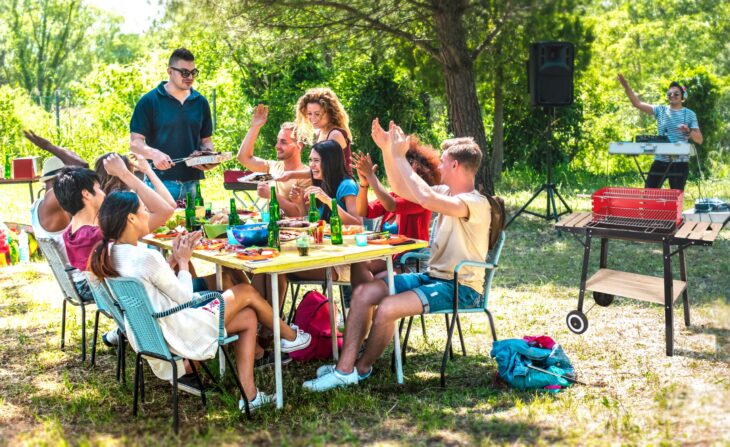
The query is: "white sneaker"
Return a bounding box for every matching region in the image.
[102,330,119,347]
[281,325,311,353]
[303,368,358,392]
[240,389,274,412]
[317,364,372,380]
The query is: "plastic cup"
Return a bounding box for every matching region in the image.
[312,225,324,245]
[296,235,310,256]
[355,233,368,247]
[260,212,270,223]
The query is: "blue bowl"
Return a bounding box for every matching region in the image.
[230,223,268,247]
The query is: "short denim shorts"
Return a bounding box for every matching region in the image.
[393,272,482,314]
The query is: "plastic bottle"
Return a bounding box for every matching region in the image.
[18,229,30,263]
[0,232,9,266]
[6,229,18,264]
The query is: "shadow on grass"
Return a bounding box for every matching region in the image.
[675,325,730,363]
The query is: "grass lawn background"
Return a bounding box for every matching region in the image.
[0,172,728,445]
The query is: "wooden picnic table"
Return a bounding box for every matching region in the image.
[142,233,428,409]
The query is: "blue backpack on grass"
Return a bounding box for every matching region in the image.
[490,338,575,391]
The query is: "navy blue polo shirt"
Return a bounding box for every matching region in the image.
[130,81,213,182]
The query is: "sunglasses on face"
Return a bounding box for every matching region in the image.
[667,91,682,98]
[170,67,199,78]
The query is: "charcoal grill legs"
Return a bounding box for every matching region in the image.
[662,240,674,356]
[577,232,593,312]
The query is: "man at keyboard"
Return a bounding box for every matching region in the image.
[618,74,703,190]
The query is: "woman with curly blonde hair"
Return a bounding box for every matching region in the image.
[295,87,354,174]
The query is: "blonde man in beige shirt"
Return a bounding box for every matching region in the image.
[304,119,491,392]
[236,104,311,217]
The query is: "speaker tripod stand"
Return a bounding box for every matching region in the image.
[506,107,571,227]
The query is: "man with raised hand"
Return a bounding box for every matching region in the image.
[130,48,218,202]
[236,104,311,217]
[303,120,491,391]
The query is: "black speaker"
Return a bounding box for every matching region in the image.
[528,41,574,107]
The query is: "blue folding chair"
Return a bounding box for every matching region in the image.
[85,272,128,382]
[36,237,93,362]
[399,231,506,387]
[105,277,251,433]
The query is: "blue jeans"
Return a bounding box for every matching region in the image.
[393,272,482,314]
[146,178,198,203]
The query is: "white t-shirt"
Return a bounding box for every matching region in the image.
[31,195,84,283]
[426,185,491,294]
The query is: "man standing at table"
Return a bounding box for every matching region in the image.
[236,104,311,217]
[130,48,217,202]
[303,120,491,391]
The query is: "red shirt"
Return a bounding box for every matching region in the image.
[63,225,103,271]
[366,193,431,241]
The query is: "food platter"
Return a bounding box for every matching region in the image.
[235,247,280,261]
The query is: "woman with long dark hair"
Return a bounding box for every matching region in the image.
[291,140,362,225]
[89,191,311,411]
[287,140,362,283]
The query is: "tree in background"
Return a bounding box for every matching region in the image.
[179,0,554,194]
[0,0,141,111]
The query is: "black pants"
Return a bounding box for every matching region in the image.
[645,160,689,191]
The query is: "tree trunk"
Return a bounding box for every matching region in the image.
[491,56,505,182]
[433,1,494,195]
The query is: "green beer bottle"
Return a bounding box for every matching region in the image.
[228,198,240,226]
[268,185,280,250]
[329,198,343,245]
[194,183,204,207]
[269,185,280,222]
[308,193,319,223]
[184,192,196,231]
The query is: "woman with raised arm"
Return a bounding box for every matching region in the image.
[294,87,354,175]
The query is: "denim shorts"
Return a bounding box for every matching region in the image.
[145,178,198,203]
[393,272,482,314]
[73,279,94,303]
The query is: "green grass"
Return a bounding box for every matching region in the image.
[0,172,729,445]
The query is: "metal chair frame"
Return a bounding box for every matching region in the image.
[36,237,93,362]
[105,277,251,433]
[85,272,128,383]
[399,231,506,387]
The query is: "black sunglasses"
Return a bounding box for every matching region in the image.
[170,67,199,78]
[667,91,681,98]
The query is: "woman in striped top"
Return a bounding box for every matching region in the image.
[618,74,703,190]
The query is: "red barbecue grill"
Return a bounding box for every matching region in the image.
[590,187,683,232]
[554,189,727,357]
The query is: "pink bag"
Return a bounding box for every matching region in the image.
[289,290,343,361]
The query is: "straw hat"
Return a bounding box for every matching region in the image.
[39,156,66,183]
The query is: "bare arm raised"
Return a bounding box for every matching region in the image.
[23,130,88,168]
[103,154,175,230]
[617,74,654,115]
[379,121,469,219]
[236,104,271,173]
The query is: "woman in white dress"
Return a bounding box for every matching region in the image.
[88,191,311,411]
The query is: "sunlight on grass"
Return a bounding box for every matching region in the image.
[0,181,728,444]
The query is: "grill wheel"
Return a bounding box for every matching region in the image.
[593,292,615,307]
[566,310,588,335]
